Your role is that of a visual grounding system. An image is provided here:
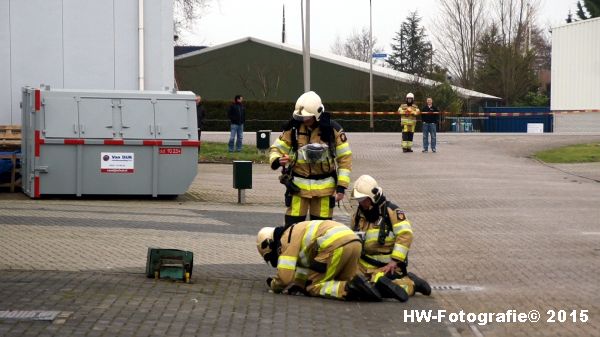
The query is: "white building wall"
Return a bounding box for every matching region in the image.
[551,17,600,111]
[0,0,174,125]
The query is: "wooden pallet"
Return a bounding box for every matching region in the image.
[0,125,21,192]
[0,125,21,147]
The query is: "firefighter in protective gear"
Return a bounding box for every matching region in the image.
[270,91,352,227]
[256,220,383,301]
[398,93,420,152]
[350,175,431,299]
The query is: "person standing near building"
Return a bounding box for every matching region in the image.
[195,95,206,140]
[398,93,420,152]
[421,97,439,153]
[269,91,352,227]
[228,95,245,152]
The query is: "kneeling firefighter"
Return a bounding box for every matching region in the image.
[269,91,352,227]
[350,175,431,300]
[256,220,402,301]
[398,93,420,152]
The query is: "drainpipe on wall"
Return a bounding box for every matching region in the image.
[138,0,145,90]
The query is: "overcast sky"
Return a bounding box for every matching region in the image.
[180,0,578,53]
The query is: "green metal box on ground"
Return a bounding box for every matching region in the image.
[146,248,194,283]
[233,160,252,189]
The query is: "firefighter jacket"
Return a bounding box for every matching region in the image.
[398,104,420,126]
[350,203,413,267]
[269,121,352,198]
[269,220,360,293]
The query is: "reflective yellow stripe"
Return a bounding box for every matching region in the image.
[373,271,385,283]
[392,221,412,235]
[337,168,351,184]
[364,253,391,264]
[323,246,343,280]
[364,229,394,244]
[292,176,336,191]
[290,195,302,216]
[296,158,332,164]
[317,227,356,249]
[319,280,342,298]
[391,244,409,261]
[299,220,322,265]
[359,258,375,269]
[269,152,280,163]
[278,256,297,270]
[335,143,352,157]
[272,139,291,153]
[319,196,330,217]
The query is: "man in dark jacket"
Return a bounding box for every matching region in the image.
[195,95,206,140]
[421,97,439,153]
[228,95,245,152]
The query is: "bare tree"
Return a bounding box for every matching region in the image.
[330,27,382,63]
[433,0,487,89]
[173,0,212,43]
[233,62,294,99]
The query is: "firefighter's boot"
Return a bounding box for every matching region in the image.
[408,272,431,296]
[375,276,409,302]
[345,275,382,302]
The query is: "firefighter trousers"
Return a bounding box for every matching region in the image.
[306,240,361,299]
[285,194,334,227]
[359,260,416,296]
[401,120,416,150]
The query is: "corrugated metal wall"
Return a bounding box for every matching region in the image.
[0,0,174,125]
[551,17,600,111]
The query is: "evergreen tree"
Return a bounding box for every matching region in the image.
[386,11,433,76]
[475,24,538,105]
[576,0,600,20]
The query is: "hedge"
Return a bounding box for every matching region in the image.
[199,100,438,132]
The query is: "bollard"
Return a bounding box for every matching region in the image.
[233,160,252,204]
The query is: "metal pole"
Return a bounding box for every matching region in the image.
[369,0,374,130]
[303,0,311,92]
[301,0,305,71]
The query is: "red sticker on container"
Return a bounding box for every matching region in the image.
[159,147,182,155]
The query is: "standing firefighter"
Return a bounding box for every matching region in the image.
[256,220,387,301]
[350,175,431,300]
[270,91,352,227]
[398,93,420,152]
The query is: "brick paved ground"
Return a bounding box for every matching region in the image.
[1,132,600,336]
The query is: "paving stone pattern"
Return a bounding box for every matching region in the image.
[1,132,600,336]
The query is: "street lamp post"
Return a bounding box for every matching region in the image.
[302,0,311,92]
[369,0,374,130]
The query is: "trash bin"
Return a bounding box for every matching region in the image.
[233,160,252,189]
[256,130,271,151]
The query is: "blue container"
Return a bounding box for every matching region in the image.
[481,107,553,133]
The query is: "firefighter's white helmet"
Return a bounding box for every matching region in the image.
[293,91,325,121]
[351,175,382,203]
[256,227,275,258]
[406,92,415,99]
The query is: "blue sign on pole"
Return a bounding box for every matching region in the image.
[372,53,387,59]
